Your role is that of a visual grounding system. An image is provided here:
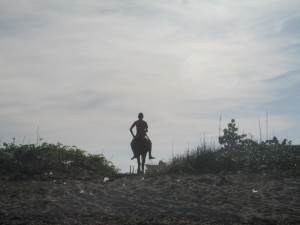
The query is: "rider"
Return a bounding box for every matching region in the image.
[130,112,155,160]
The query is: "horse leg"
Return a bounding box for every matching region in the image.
[141,154,146,174]
[137,156,141,174]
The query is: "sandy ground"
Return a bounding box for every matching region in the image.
[0,173,299,225]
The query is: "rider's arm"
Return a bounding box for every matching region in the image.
[144,122,148,134]
[129,122,136,137]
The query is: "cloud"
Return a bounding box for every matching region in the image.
[1,0,300,171]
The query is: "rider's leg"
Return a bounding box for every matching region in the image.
[148,139,155,159]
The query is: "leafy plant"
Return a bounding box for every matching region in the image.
[0,142,118,180]
[167,119,300,177]
[218,119,246,150]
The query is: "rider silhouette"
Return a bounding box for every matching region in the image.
[130,112,155,160]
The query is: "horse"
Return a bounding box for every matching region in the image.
[131,136,151,174]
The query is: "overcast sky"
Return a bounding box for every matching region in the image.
[1,0,299,172]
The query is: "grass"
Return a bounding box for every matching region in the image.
[0,142,118,180]
[2,118,300,180]
[167,119,300,178]
[167,142,300,177]
[2,140,299,180]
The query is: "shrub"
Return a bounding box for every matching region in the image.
[0,142,118,179]
[218,119,247,150]
[167,119,300,177]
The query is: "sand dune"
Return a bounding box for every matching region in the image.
[0,173,299,224]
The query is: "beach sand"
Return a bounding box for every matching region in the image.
[0,173,299,225]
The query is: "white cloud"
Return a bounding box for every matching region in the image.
[1,0,300,172]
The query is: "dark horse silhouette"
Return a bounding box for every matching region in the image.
[132,137,151,174]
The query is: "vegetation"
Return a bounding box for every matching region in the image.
[0,142,118,180]
[2,119,299,179]
[167,119,300,177]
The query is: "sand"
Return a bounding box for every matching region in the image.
[0,173,299,225]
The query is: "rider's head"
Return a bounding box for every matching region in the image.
[138,112,144,120]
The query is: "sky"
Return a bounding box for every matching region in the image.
[1,0,299,173]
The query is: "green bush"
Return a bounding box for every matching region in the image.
[0,142,118,179]
[167,119,300,177]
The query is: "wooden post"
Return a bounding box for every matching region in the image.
[130,165,135,174]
